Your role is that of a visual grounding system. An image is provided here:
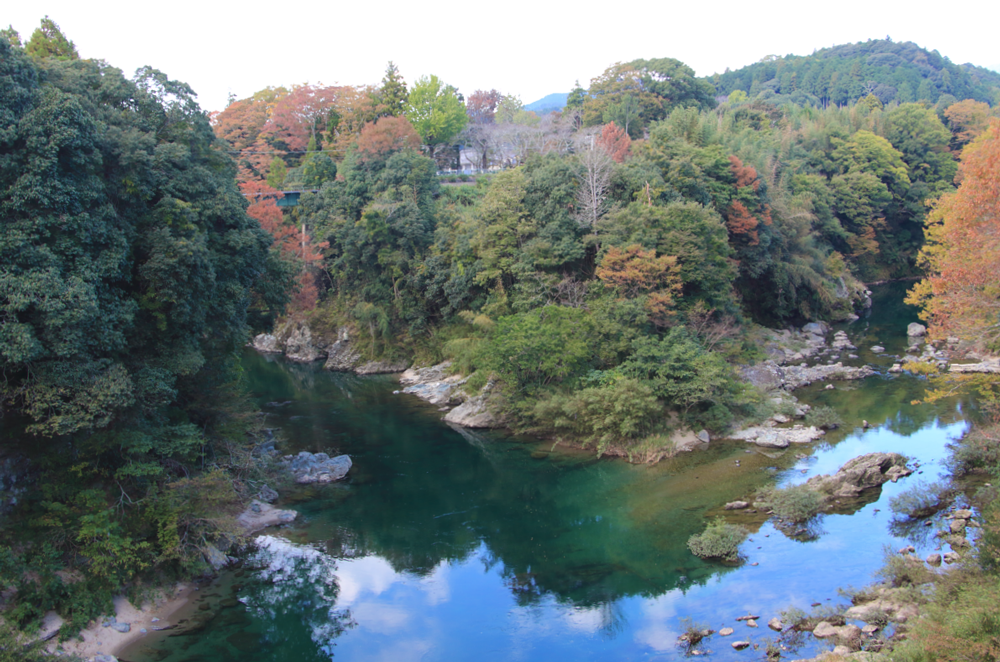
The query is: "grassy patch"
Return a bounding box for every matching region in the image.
[687,517,749,561]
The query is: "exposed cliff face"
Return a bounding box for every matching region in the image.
[249,320,409,375]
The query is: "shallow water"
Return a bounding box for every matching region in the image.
[124,284,973,662]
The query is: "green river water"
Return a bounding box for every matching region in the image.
[122,284,975,662]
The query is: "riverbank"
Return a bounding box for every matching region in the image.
[43,584,196,660]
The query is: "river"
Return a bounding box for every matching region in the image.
[123,284,974,661]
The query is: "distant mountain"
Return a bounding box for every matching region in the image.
[707,39,1000,107]
[525,93,568,115]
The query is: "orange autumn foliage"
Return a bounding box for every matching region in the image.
[240,181,328,312]
[597,122,632,163]
[729,155,760,191]
[726,201,759,246]
[907,119,1000,349]
[944,99,993,150]
[597,245,679,296]
[355,117,421,162]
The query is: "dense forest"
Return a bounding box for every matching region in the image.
[0,20,290,639]
[709,39,1000,108]
[1,18,999,656]
[214,42,997,455]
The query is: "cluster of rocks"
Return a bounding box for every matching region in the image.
[728,424,825,449]
[250,320,409,375]
[396,362,503,429]
[783,362,875,390]
[724,453,912,513]
[742,360,876,392]
[280,451,352,484]
[804,452,912,498]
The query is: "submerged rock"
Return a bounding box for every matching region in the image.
[671,428,708,452]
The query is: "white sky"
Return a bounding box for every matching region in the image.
[7,0,999,114]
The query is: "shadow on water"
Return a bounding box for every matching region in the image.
[125,283,973,662]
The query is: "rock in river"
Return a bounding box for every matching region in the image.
[805,452,912,498]
[236,500,298,534]
[282,452,352,484]
[400,362,468,405]
[728,424,825,448]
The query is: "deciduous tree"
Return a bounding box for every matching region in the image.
[907,120,1000,349]
[355,116,421,162]
[405,75,468,159]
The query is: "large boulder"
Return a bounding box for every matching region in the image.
[739,361,785,391]
[323,327,363,371]
[401,362,468,405]
[283,452,352,484]
[236,500,298,533]
[250,333,282,353]
[805,452,912,498]
[444,392,501,428]
[279,320,327,362]
[906,323,927,337]
[812,621,861,643]
[802,321,830,337]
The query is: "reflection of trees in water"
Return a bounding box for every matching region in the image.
[241,536,355,660]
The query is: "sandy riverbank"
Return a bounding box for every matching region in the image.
[44,583,197,660]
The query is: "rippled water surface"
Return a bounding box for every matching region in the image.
[125,284,973,662]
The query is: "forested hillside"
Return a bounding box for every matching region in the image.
[708,39,1000,108]
[2,19,999,646]
[209,47,997,458]
[0,22,290,637]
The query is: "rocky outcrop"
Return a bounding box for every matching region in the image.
[812,621,861,643]
[323,327,363,370]
[950,358,1000,374]
[740,360,874,391]
[236,500,298,534]
[250,333,282,353]
[356,359,410,374]
[805,452,912,498]
[729,424,825,448]
[399,362,468,405]
[444,387,502,428]
[281,452,352,484]
[249,320,410,374]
